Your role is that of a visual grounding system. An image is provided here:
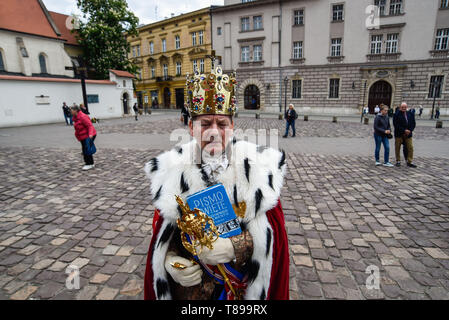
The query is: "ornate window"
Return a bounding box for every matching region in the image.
[199,31,204,45]
[176,61,182,76]
[241,46,250,62]
[329,78,340,99]
[386,33,399,53]
[162,39,166,52]
[293,41,303,59]
[371,35,383,54]
[253,45,262,61]
[149,41,154,54]
[294,10,304,25]
[253,16,263,30]
[374,0,386,16]
[389,0,403,15]
[435,28,449,50]
[192,32,197,46]
[292,80,302,99]
[39,53,47,73]
[331,38,342,57]
[200,59,204,73]
[175,36,180,49]
[332,4,344,21]
[428,75,444,98]
[241,17,250,31]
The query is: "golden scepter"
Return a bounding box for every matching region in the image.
[174,196,239,298]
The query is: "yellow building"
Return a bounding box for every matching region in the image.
[128,7,214,110]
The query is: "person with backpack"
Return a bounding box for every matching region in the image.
[283,104,298,138]
[71,105,97,170]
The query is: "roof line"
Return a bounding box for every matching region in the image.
[37,0,61,36]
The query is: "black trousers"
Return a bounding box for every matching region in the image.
[81,135,96,165]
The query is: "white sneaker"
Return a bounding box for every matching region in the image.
[82,165,94,170]
[383,162,394,167]
[375,161,381,166]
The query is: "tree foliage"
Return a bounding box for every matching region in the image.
[75,0,139,79]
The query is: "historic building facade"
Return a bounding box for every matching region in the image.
[211,0,449,115]
[127,7,214,109]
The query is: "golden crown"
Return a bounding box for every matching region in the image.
[185,66,237,117]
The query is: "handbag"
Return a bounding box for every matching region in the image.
[85,137,97,155]
[386,133,393,139]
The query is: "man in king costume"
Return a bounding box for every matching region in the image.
[143,66,289,300]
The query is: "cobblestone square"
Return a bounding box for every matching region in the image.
[0,114,448,300]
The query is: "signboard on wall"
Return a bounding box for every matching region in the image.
[87,94,99,103]
[35,95,50,104]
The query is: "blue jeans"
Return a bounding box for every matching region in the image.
[285,120,296,136]
[374,133,390,163]
[64,114,73,125]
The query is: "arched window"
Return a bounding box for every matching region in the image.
[0,49,5,71]
[39,53,47,73]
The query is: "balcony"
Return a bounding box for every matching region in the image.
[156,76,173,82]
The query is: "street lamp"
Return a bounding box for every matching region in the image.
[430,77,442,120]
[283,76,288,115]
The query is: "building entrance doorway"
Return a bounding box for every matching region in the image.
[368,80,392,113]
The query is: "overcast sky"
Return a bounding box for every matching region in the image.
[42,0,224,25]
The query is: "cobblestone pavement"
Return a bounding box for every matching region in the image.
[96,116,449,141]
[1,144,448,300]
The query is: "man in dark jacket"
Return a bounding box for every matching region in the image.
[393,102,417,168]
[62,102,72,125]
[283,104,298,138]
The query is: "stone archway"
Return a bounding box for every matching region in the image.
[368,80,392,114]
[122,92,129,114]
[237,78,266,111]
[244,85,260,109]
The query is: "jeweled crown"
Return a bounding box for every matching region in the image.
[185,66,237,117]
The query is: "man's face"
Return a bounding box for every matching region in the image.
[400,104,407,112]
[381,107,388,116]
[189,115,234,156]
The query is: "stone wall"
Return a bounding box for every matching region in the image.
[235,59,449,116]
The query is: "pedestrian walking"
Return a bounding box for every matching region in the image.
[71,105,97,170]
[410,106,416,116]
[181,103,189,125]
[133,103,139,121]
[435,105,440,119]
[393,102,417,168]
[418,105,423,118]
[374,105,380,116]
[62,102,72,125]
[283,104,298,138]
[373,105,394,167]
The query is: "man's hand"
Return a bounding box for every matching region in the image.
[405,129,411,136]
[196,237,235,265]
[385,130,391,135]
[89,135,93,139]
[165,252,203,287]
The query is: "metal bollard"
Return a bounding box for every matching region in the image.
[256,113,260,119]
[332,116,337,123]
[364,117,369,125]
[436,120,443,128]
[304,115,308,121]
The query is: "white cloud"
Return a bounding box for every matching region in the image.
[42,0,224,25]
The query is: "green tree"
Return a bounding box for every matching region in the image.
[75,0,139,79]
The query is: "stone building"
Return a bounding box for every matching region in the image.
[127,7,214,110]
[211,0,449,115]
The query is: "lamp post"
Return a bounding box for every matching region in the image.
[283,76,288,115]
[361,80,367,123]
[65,56,91,114]
[430,77,442,120]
